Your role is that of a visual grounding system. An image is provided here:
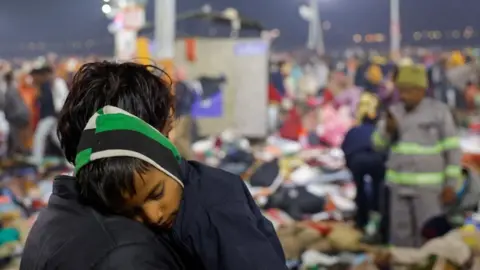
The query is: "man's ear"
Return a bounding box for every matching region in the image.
[162,109,175,137]
[168,128,176,140]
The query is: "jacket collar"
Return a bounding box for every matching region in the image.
[52,175,80,200]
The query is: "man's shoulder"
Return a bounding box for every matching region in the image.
[42,205,156,240]
[23,202,174,269]
[426,97,448,108]
[83,218,183,269]
[99,215,159,244]
[424,98,453,119]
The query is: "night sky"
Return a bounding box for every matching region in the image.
[0,0,479,57]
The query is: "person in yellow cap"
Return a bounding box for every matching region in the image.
[448,51,465,68]
[364,62,384,93]
[371,64,462,248]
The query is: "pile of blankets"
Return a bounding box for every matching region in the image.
[0,159,70,269]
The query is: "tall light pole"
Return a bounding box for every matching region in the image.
[301,0,325,54]
[303,0,399,56]
[315,1,325,55]
[390,0,401,59]
[306,0,319,50]
[154,0,176,60]
[154,0,176,76]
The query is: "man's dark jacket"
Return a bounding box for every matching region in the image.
[20,176,186,270]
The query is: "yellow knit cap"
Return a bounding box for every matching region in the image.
[395,65,427,89]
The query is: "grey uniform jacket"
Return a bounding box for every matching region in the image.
[372,98,462,190]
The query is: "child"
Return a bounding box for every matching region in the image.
[72,106,287,269]
[341,93,387,242]
[57,62,287,270]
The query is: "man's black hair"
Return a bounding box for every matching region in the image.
[4,71,13,87]
[41,66,54,74]
[361,114,378,125]
[57,61,174,213]
[29,68,43,76]
[30,66,53,76]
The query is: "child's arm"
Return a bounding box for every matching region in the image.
[193,202,288,270]
[240,180,287,261]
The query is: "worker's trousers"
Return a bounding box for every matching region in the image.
[389,185,443,247]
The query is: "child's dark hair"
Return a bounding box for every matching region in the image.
[30,66,53,76]
[361,114,377,125]
[57,61,174,213]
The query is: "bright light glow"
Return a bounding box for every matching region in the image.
[363,33,384,43]
[201,4,212,13]
[102,4,112,14]
[464,27,474,39]
[413,32,422,41]
[376,34,385,42]
[299,5,313,21]
[353,34,362,43]
[432,31,442,40]
[104,0,110,2]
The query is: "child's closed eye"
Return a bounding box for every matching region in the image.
[148,185,165,200]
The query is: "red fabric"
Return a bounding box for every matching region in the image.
[306,96,322,107]
[185,38,197,62]
[268,83,282,103]
[303,221,333,236]
[279,108,303,140]
[470,123,480,132]
[265,209,294,225]
[0,196,11,204]
[32,104,40,130]
[214,137,223,149]
[465,85,479,112]
[322,88,334,104]
[31,199,46,210]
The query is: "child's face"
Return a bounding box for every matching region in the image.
[124,169,183,229]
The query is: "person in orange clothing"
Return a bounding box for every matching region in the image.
[17,73,39,150]
[465,81,480,112]
[1,71,30,157]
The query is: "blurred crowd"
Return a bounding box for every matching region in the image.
[0,59,69,169]
[268,48,480,111]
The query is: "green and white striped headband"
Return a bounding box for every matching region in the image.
[75,106,183,188]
